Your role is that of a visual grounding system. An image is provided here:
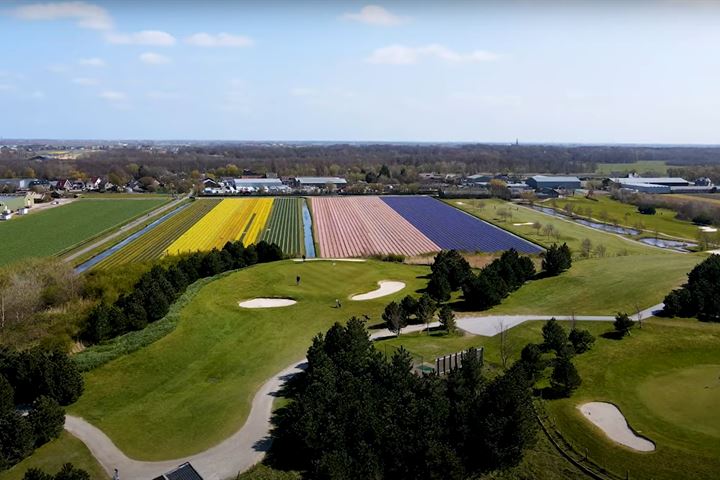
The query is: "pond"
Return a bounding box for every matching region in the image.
[531,206,639,235]
[638,237,697,252]
[302,200,317,258]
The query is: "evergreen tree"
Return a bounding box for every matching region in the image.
[0,412,34,470]
[614,312,634,337]
[53,464,90,480]
[399,296,418,324]
[22,469,53,480]
[438,305,456,333]
[550,356,582,397]
[415,294,437,328]
[28,396,65,447]
[568,328,595,353]
[382,302,406,335]
[427,273,451,302]
[541,318,567,353]
[542,243,572,276]
[0,375,13,414]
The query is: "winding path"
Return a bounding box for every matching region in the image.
[64,307,662,479]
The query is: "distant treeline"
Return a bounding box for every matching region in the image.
[4,144,720,187]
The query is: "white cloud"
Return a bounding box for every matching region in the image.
[367,44,499,65]
[139,52,171,65]
[72,77,98,86]
[30,90,46,100]
[99,90,126,101]
[146,91,181,100]
[78,57,106,67]
[47,64,70,73]
[106,30,176,46]
[12,1,112,30]
[185,32,253,47]
[342,5,407,26]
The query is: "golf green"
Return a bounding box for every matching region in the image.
[638,364,720,439]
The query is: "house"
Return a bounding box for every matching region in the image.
[71,180,86,191]
[86,177,103,190]
[526,175,582,191]
[0,178,36,191]
[202,178,221,189]
[152,462,203,480]
[53,179,72,191]
[232,178,285,192]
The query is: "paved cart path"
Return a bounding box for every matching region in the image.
[65,307,661,479]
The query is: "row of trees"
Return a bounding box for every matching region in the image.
[537,318,596,397]
[268,318,539,480]
[0,348,81,471]
[663,254,720,321]
[81,240,284,344]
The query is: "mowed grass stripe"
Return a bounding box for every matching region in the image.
[93,200,220,269]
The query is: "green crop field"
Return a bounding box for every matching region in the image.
[448,199,659,256]
[261,197,305,256]
[594,160,668,175]
[92,199,220,269]
[0,432,106,480]
[70,260,429,460]
[0,199,168,267]
[549,194,701,240]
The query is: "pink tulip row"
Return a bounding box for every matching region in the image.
[312,196,440,258]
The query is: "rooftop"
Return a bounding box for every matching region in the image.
[295,176,348,184]
[612,177,688,184]
[530,175,581,182]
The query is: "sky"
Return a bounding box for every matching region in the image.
[2,0,720,143]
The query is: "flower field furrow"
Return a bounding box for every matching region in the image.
[93,200,220,269]
[381,196,543,254]
[261,197,304,256]
[311,197,440,258]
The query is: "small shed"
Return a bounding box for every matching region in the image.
[152,462,203,480]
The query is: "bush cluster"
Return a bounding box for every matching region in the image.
[22,463,89,480]
[81,240,283,344]
[463,250,536,310]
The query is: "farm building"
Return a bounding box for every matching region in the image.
[232,178,287,192]
[293,176,348,189]
[526,175,582,190]
[609,176,690,188]
[0,193,34,211]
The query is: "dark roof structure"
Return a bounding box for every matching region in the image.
[151,462,203,480]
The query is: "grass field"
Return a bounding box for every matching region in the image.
[261,197,305,256]
[93,199,220,269]
[547,317,720,480]
[70,260,429,460]
[594,160,668,175]
[383,316,720,480]
[0,199,168,266]
[549,194,701,240]
[166,198,273,255]
[448,199,658,256]
[0,432,106,480]
[487,253,703,315]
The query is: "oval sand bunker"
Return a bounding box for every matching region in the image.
[351,281,405,301]
[578,402,655,452]
[238,298,297,309]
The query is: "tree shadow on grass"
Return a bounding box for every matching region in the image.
[535,386,569,400]
[600,330,625,340]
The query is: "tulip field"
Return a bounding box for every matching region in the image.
[312,196,542,258]
[166,198,274,255]
[91,199,221,269]
[260,197,305,256]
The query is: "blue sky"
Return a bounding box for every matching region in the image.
[1,1,720,143]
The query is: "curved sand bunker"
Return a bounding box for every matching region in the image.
[350,281,406,301]
[238,298,297,309]
[292,258,366,263]
[578,402,655,452]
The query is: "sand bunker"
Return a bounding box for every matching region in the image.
[699,226,718,233]
[238,298,297,309]
[350,281,406,301]
[513,222,534,226]
[578,402,655,452]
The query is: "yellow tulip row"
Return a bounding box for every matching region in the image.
[165,198,274,255]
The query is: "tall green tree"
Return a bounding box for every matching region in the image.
[550,356,582,397]
[614,312,634,337]
[541,318,568,353]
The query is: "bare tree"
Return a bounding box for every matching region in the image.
[498,320,512,370]
[533,221,542,235]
